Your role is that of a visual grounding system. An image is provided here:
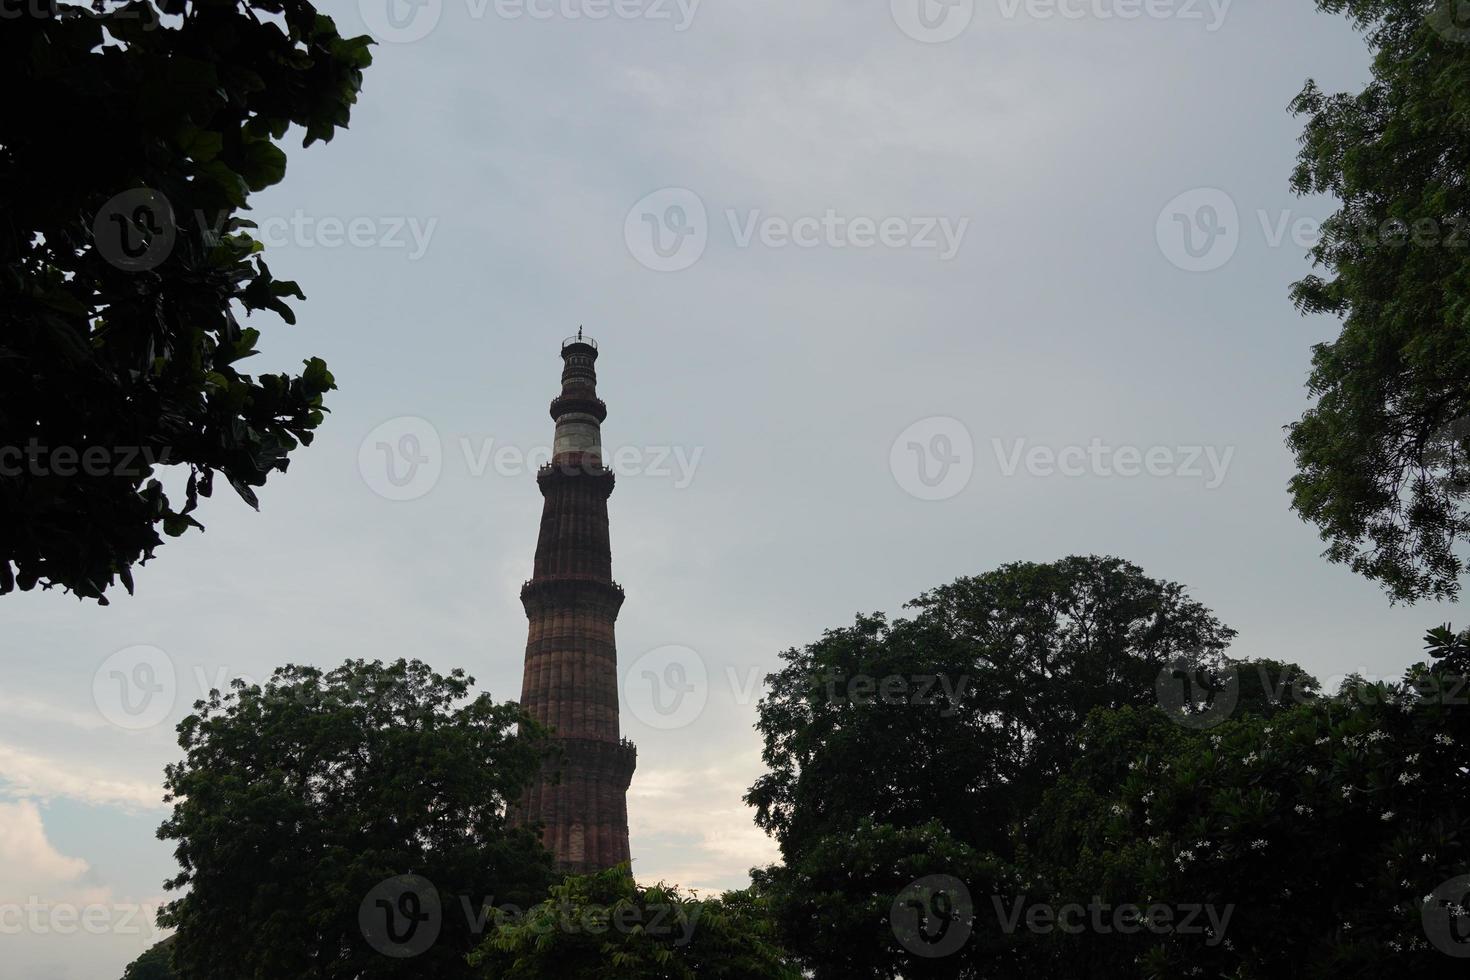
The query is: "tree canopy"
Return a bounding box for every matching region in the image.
[746,561,1469,976]
[120,939,177,980]
[0,0,370,602]
[748,556,1236,864]
[1020,627,1470,976]
[468,866,801,980]
[156,659,552,979]
[745,556,1243,977]
[1287,0,1470,602]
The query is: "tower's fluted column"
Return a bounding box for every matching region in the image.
[514,332,635,874]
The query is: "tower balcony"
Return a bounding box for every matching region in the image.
[549,394,607,422]
[536,459,615,497]
[520,576,626,614]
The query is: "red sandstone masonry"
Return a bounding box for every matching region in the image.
[510,336,636,875]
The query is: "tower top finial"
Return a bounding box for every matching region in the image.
[562,329,598,352]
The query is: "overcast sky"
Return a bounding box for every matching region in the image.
[3,1,1441,976]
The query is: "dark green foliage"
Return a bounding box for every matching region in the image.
[748,560,1466,976]
[0,0,372,602]
[468,865,801,979]
[1230,656,1322,718]
[745,556,1237,978]
[1287,0,1470,602]
[157,659,553,979]
[748,557,1235,862]
[1021,626,1470,977]
[749,820,1016,980]
[121,938,177,980]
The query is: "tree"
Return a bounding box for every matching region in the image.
[748,820,1017,980]
[749,557,1235,863]
[468,866,801,979]
[157,659,553,979]
[1286,0,1470,602]
[0,1,371,603]
[121,939,177,980]
[745,556,1237,977]
[1022,627,1470,977]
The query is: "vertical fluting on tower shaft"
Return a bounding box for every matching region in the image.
[514,334,635,874]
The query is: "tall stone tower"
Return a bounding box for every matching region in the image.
[515,331,636,874]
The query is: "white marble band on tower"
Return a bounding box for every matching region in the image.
[553,412,602,463]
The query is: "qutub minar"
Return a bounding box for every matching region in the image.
[512,331,636,873]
